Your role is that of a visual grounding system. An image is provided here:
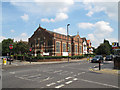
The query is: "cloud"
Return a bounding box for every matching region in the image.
[78,21,114,47]
[21,33,27,37]
[14,33,28,41]
[78,23,94,29]
[53,27,67,35]
[10,0,74,16]
[83,1,118,20]
[10,29,15,33]
[0,36,6,42]
[41,12,68,23]
[21,14,29,21]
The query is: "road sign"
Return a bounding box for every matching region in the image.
[9,44,13,49]
[29,48,32,52]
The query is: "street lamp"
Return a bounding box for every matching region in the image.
[67,24,70,62]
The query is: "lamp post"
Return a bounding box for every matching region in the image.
[67,24,70,62]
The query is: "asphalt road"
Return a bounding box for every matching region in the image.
[2,60,119,89]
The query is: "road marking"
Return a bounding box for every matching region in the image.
[73,78,78,81]
[43,77,50,81]
[71,72,73,73]
[57,79,65,83]
[53,70,62,73]
[55,84,64,88]
[81,72,85,74]
[65,77,72,79]
[27,74,41,78]
[22,74,30,77]
[46,83,56,86]
[65,81,73,84]
[9,72,15,74]
[80,79,119,88]
[74,75,77,76]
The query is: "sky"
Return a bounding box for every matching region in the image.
[1,0,119,48]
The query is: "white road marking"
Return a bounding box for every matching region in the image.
[43,77,50,81]
[22,74,30,77]
[9,72,15,74]
[65,81,73,84]
[81,72,85,74]
[27,74,41,78]
[74,75,77,76]
[80,79,119,88]
[55,84,64,88]
[57,79,65,83]
[53,70,62,73]
[46,83,56,86]
[73,78,78,81]
[65,77,72,79]
[71,72,73,73]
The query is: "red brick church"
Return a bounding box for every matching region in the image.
[28,25,90,56]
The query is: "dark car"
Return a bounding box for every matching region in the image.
[91,55,103,63]
[105,55,113,61]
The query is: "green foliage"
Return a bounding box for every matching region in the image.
[0,43,2,55]
[2,38,29,56]
[95,39,113,56]
[15,41,29,55]
[2,38,14,56]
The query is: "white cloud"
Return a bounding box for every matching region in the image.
[83,1,118,20]
[78,21,114,47]
[41,13,68,22]
[86,11,93,17]
[53,27,66,35]
[21,33,27,37]
[10,29,15,33]
[0,36,6,42]
[21,14,29,21]
[78,23,94,29]
[14,33,28,41]
[10,1,74,16]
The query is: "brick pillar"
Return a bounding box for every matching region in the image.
[61,40,62,56]
[34,39,37,56]
[53,38,56,56]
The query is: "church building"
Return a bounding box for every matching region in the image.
[28,25,84,56]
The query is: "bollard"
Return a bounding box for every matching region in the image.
[99,60,101,70]
[3,58,7,65]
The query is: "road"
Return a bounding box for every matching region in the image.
[2,60,119,89]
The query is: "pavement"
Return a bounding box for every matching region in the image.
[2,59,119,89]
[2,58,88,68]
[89,61,120,75]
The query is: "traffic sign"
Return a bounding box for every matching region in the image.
[9,44,13,49]
[29,48,32,51]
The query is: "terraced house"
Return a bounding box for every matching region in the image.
[28,25,91,56]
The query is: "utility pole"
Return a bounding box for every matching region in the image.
[67,24,70,62]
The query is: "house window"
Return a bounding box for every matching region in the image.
[68,44,71,52]
[63,43,66,52]
[48,40,52,46]
[56,42,60,52]
[36,39,38,45]
[75,45,78,53]
[79,46,82,54]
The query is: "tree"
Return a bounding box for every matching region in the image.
[2,38,14,56]
[0,43,2,55]
[95,39,112,56]
[15,41,29,55]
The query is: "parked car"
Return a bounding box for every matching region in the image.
[91,55,103,63]
[6,56,13,61]
[105,55,113,61]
